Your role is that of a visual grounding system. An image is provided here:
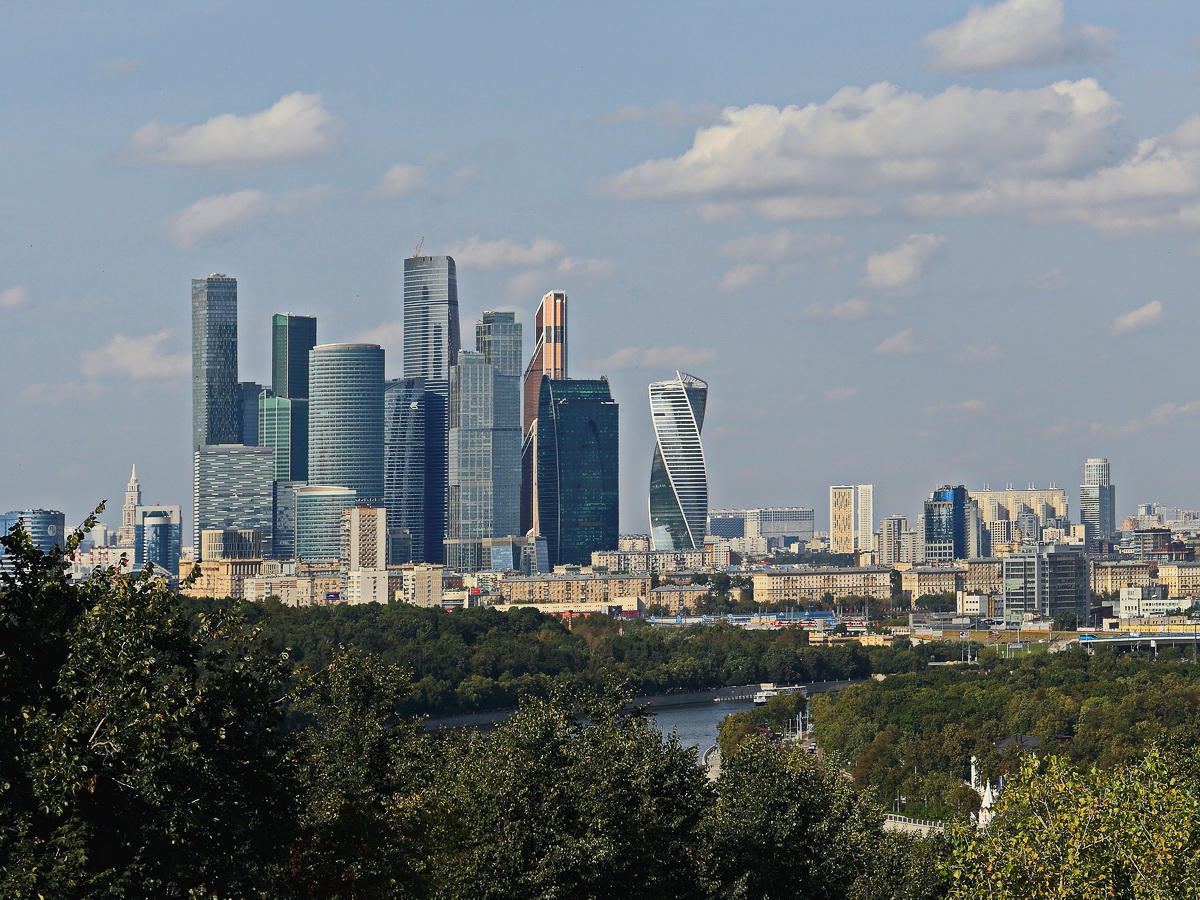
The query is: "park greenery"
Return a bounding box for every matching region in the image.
[8,518,1200,897]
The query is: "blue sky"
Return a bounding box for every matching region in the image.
[4,0,1200,534]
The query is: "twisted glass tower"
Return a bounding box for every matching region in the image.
[648,371,708,551]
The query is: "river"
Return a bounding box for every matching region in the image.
[646,697,756,754]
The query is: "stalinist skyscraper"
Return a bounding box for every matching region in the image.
[117,465,140,546]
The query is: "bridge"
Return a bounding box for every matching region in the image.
[1074,632,1200,655]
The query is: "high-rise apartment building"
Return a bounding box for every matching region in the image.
[403,255,461,564]
[1080,457,1117,546]
[856,484,875,554]
[191,275,239,449]
[829,486,856,554]
[878,514,910,566]
[384,378,426,563]
[521,291,568,536]
[193,445,274,557]
[308,343,384,503]
[648,372,708,551]
[117,465,141,546]
[532,378,619,567]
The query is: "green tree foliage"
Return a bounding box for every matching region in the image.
[0,513,294,898]
[946,751,1200,899]
[914,592,957,613]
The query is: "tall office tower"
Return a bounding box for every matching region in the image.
[878,514,910,566]
[532,378,619,567]
[193,445,274,557]
[855,484,875,553]
[924,484,972,562]
[520,291,568,535]
[829,486,856,554]
[134,505,182,573]
[403,255,461,564]
[191,274,239,449]
[272,479,303,560]
[260,313,317,482]
[1080,457,1116,546]
[384,378,426,563]
[236,381,264,445]
[117,465,141,545]
[648,372,708,551]
[446,313,523,571]
[1,510,68,553]
[294,485,358,562]
[308,343,385,504]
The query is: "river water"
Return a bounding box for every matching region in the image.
[646,697,756,754]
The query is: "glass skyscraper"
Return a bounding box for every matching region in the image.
[403,255,460,563]
[272,313,317,399]
[533,377,619,567]
[521,291,567,535]
[134,506,182,573]
[260,313,317,484]
[191,275,239,449]
[384,377,426,563]
[193,445,274,557]
[236,381,264,445]
[1080,457,1116,546]
[308,343,384,503]
[648,371,708,551]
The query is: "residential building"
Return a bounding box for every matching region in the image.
[1090,560,1154,595]
[648,371,709,551]
[878,515,910,566]
[193,445,273,557]
[751,567,894,604]
[591,548,707,573]
[829,486,856,554]
[308,343,384,502]
[856,484,875,554]
[397,564,445,606]
[531,378,619,567]
[1156,562,1200,601]
[191,274,239,450]
[494,572,651,606]
[971,485,1069,544]
[404,255,461,564]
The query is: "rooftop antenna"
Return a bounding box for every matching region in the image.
[413,236,424,258]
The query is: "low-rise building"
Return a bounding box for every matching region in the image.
[752,567,893,604]
[1091,560,1154,594]
[495,572,652,606]
[591,548,705,573]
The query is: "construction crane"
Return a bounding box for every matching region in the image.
[413,236,424,257]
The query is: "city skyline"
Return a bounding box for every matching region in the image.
[6,2,1200,532]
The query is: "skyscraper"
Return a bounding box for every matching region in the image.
[446,346,523,572]
[855,484,874,554]
[923,485,983,562]
[384,378,426,563]
[521,291,568,535]
[1080,457,1117,546]
[308,343,384,504]
[533,378,619,567]
[191,274,239,449]
[404,255,461,564]
[829,486,855,554]
[648,371,708,551]
[134,505,182,573]
[193,445,274,557]
[260,313,317,482]
[236,381,264,445]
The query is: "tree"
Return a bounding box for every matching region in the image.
[0,513,296,898]
[1052,610,1079,631]
[704,736,884,899]
[945,751,1200,899]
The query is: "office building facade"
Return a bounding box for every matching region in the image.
[134,505,182,573]
[272,313,317,400]
[236,381,264,445]
[295,485,359,563]
[193,445,274,557]
[1002,544,1089,622]
[403,255,461,564]
[308,343,385,502]
[1080,457,1117,546]
[520,290,568,536]
[533,378,619,567]
[384,377,426,563]
[191,274,239,449]
[648,371,708,551]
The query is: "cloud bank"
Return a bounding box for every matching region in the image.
[1111,300,1164,336]
[81,331,189,380]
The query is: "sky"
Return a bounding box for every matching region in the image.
[3,0,1200,536]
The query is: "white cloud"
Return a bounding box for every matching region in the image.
[860,233,946,294]
[0,286,29,309]
[718,264,768,293]
[718,229,845,263]
[555,257,615,278]
[953,343,1004,364]
[1111,300,1164,336]
[925,399,987,415]
[922,0,1116,72]
[503,257,615,302]
[377,164,433,196]
[1148,399,1200,426]
[18,381,102,405]
[123,92,344,167]
[874,328,919,356]
[825,387,860,402]
[801,298,874,321]
[80,330,189,380]
[356,321,405,351]
[609,80,1122,209]
[168,187,327,247]
[1028,267,1069,291]
[445,236,567,270]
[593,346,717,372]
